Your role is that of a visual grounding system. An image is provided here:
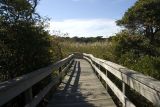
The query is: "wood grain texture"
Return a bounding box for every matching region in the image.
[84,57,135,107]
[83,53,160,106]
[0,54,74,106]
[47,59,116,107]
[1,53,160,107]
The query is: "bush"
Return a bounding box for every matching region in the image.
[111,31,160,80]
[132,56,160,80]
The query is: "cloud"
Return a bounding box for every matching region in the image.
[48,19,121,37]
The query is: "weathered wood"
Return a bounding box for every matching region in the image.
[59,59,74,80]
[105,70,108,91]
[122,82,126,107]
[25,59,74,107]
[83,53,160,106]
[84,56,135,107]
[25,78,59,107]
[1,52,160,107]
[47,59,116,107]
[0,54,74,106]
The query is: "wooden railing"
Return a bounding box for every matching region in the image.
[1,53,160,107]
[83,53,160,107]
[0,54,74,107]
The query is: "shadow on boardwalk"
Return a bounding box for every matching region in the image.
[47,59,116,107]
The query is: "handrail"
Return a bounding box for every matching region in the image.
[1,53,160,107]
[83,53,160,107]
[0,54,74,106]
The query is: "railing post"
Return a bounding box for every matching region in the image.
[64,62,67,68]
[24,88,33,104]
[48,74,54,98]
[59,67,62,82]
[105,70,108,91]
[98,64,101,80]
[122,82,126,107]
[93,61,96,73]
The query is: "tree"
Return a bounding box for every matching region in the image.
[116,0,160,43]
[0,0,52,81]
[0,0,40,23]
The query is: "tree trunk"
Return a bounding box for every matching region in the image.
[145,26,155,44]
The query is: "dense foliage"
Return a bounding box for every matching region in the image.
[116,0,160,44]
[0,0,58,81]
[115,0,160,79]
[111,31,160,79]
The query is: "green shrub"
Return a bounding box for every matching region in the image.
[132,56,160,80]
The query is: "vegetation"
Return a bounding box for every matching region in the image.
[0,0,61,82]
[0,0,160,106]
[60,32,160,80]
[116,0,160,44]
[1,0,159,81]
[0,1,62,106]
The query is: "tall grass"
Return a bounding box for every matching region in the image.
[61,40,116,61]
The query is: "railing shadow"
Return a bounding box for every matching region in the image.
[71,61,81,93]
[63,61,77,93]
[50,59,108,107]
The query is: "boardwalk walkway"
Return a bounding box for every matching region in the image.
[47,59,116,107]
[1,53,160,107]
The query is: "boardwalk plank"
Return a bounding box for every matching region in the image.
[47,59,116,107]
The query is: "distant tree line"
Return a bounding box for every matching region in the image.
[56,36,106,43]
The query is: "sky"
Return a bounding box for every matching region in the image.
[37,0,137,37]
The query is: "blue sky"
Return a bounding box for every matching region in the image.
[37,0,137,37]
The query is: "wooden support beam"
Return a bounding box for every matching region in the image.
[106,70,108,91]
[122,82,126,107]
[24,88,33,104]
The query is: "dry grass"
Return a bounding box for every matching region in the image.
[61,40,116,62]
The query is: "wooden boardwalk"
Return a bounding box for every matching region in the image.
[1,53,160,107]
[47,59,116,107]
